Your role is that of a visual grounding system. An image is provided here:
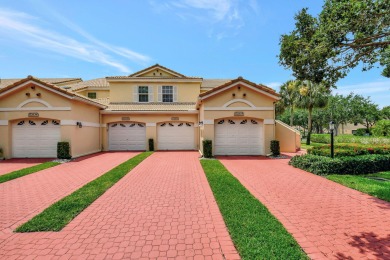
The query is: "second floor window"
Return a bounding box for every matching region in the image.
[138,86,148,102]
[87,92,97,99]
[162,86,173,102]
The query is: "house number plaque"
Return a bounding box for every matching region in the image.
[121,117,130,120]
[28,112,39,117]
[234,112,244,116]
[171,117,179,120]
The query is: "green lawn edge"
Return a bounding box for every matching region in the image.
[201,159,308,260]
[327,172,390,203]
[16,152,152,232]
[0,162,60,184]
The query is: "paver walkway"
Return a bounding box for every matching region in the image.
[0,152,239,259]
[0,158,51,176]
[220,156,390,260]
[0,152,138,236]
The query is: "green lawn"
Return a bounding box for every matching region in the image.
[0,162,60,183]
[327,171,390,202]
[201,159,307,260]
[16,152,152,232]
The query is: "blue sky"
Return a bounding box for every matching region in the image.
[0,0,388,107]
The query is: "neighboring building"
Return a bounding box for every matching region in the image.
[0,64,299,159]
[338,123,366,135]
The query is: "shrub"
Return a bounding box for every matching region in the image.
[310,134,390,145]
[270,140,280,156]
[148,138,154,151]
[203,140,212,158]
[57,142,71,159]
[372,120,390,137]
[0,147,3,158]
[307,143,390,157]
[289,154,390,175]
[353,128,370,136]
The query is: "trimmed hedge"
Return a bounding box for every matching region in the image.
[289,154,390,175]
[353,128,370,136]
[311,134,390,145]
[308,143,390,157]
[148,138,154,151]
[203,140,212,158]
[57,142,71,159]
[270,140,280,156]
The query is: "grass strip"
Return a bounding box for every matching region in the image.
[201,159,307,260]
[0,162,60,183]
[16,152,152,232]
[328,171,390,202]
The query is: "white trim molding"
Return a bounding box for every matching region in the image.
[146,123,156,127]
[264,119,275,125]
[0,120,8,126]
[222,99,255,108]
[60,120,101,128]
[0,107,71,111]
[204,106,273,111]
[17,98,51,108]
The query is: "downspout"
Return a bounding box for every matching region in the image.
[273,101,276,139]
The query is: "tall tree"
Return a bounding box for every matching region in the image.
[350,95,381,131]
[382,106,390,119]
[279,9,338,86]
[279,80,300,126]
[296,80,330,144]
[318,0,390,78]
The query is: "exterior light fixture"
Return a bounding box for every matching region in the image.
[76,122,83,128]
[329,121,335,158]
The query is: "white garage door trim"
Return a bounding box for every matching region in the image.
[215,118,264,155]
[158,122,195,150]
[12,119,61,158]
[108,122,146,151]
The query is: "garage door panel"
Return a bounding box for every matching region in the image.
[108,123,146,151]
[158,122,195,150]
[215,118,263,155]
[12,119,60,158]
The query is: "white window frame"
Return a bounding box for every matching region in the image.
[158,86,177,102]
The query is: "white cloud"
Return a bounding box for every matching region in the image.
[0,8,151,73]
[334,80,390,95]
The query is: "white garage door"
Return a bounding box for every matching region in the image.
[158,122,195,150]
[108,122,146,150]
[215,118,263,155]
[12,119,61,158]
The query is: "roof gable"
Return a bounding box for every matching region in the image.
[199,77,280,100]
[0,76,106,108]
[129,64,186,78]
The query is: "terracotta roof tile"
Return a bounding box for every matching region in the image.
[199,77,280,99]
[0,78,81,89]
[201,79,233,89]
[69,78,109,91]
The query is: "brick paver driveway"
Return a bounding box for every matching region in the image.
[0,152,138,236]
[220,156,390,260]
[0,152,238,259]
[0,158,51,176]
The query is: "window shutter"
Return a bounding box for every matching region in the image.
[173,86,177,102]
[133,86,138,102]
[158,86,162,102]
[148,86,154,102]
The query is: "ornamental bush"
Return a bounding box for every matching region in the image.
[270,140,280,156]
[289,154,390,175]
[310,134,390,145]
[307,143,390,157]
[353,128,371,136]
[57,142,71,159]
[148,138,154,151]
[372,120,390,137]
[203,140,212,158]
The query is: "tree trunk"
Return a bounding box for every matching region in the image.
[335,123,339,136]
[289,107,294,126]
[306,107,313,145]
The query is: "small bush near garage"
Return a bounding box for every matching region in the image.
[353,128,371,136]
[203,140,212,158]
[289,154,390,175]
[148,138,154,151]
[57,142,71,159]
[307,143,390,157]
[270,140,280,156]
[0,147,3,158]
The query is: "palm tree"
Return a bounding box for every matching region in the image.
[279,80,300,126]
[296,80,330,145]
